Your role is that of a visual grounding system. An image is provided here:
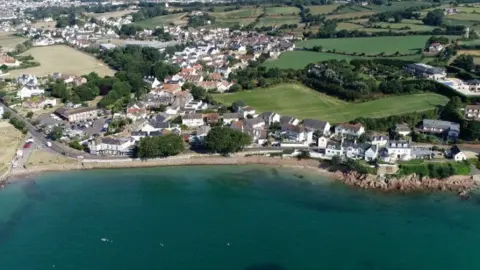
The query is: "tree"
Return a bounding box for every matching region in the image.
[422,10,444,26]
[137,134,185,158]
[231,100,245,112]
[69,140,84,151]
[2,111,11,119]
[452,55,475,71]
[48,126,63,141]
[229,84,241,92]
[205,126,251,154]
[26,111,34,119]
[191,86,207,100]
[463,121,480,141]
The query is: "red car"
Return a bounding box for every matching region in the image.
[23,142,32,149]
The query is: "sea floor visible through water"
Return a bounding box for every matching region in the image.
[0,165,480,270]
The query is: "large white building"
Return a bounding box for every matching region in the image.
[88,137,135,156]
[17,85,45,99]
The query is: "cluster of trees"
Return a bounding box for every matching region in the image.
[297,5,324,25]
[451,54,475,72]
[9,117,28,134]
[205,126,251,154]
[303,60,378,101]
[136,134,184,158]
[229,64,301,90]
[368,9,421,23]
[187,13,216,27]
[422,9,444,26]
[118,24,145,37]
[131,5,169,22]
[56,12,83,28]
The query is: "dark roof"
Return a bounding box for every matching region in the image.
[451,145,462,155]
[222,113,240,119]
[282,123,305,133]
[55,106,98,117]
[245,118,265,128]
[302,119,328,130]
[183,113,203,120]
[101,137,122,145]
[280,115,296,125]
[131,131,147,136]
[423,119,460,131]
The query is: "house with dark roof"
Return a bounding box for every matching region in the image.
[88,137,135,156]
[281,124,313,144]
[302,119,330,135]
[450,145,467,161]
[222,113,240,125]
[421,119,460,139]
[280,115,299,126]
[404,63,446,80]
[182,113,204,127]
[334,123,365,137]
[260,112,280,126]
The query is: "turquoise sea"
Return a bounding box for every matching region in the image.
[0,165,480,270]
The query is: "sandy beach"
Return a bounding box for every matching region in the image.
[7,155,331,180]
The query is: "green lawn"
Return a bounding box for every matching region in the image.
[264,6,299,15]
[135,13,187,28]
[214,84,449,123]
[262,51,421,69]
[212,8,263,18]
[296,36,431,54]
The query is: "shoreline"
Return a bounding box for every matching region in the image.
[3,155,479,196]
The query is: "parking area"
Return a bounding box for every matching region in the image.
[36,113,109,138]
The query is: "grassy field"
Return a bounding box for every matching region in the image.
[264,6,299,15]
[87,10,135,19]
[326,11,376,20]
[296,36,430,54]
[257,16,300,27]
[32,21,56,30]
[28,149,76,166]
[307,4,340,15]
[212,8,263,18]
[449,12,480,21]
[9,45,115,78]
[336,1,434,13]
[213,84,449,123]
[0,121,23,176]
[0,32,27,51]
[135,13,188,28]
[262,51,420,69]
[214,17,257,27]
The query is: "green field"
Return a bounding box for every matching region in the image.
[214,84,449,123]
[262,51,420,69]
[336,1,434,13]
[257,16,300,27]
[307,4,340,15]
[296,36,430,54]
[212,8,263,18]
[264,6,299,15]
[135,13,188,28]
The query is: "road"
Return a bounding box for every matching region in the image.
[0,103,127,161]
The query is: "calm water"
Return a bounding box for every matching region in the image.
[0,166,480,270]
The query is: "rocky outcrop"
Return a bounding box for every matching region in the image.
[333,170,477,195]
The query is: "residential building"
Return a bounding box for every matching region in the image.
[281,124,313,144]
[88,137,135,156]
[395,123,411,137]
[126,103,147,120]
[280,115,299,126]
[0,106,3,118]
[222,113,240,125]
[143,76,162,89]
[364,145,378,161]
[335,123,365,137]
[204,113,219,124]
[465,104,480,120]
[428,42,444,54]
[17,74,38,86]
[182,113,204,127]
[260,111,280,126]
[55,107,100,123]
[142,115,170,134]
[245,117,266,129]
[17,85,45,99]
[0,53,20,67]
[22,97,57,109]
[325,141,343,157]
[404,63,446,80]
[302,119,331,135]
[238,106,256,118]
[382,140,412,162]
[317,136,328,149]
[421,119,460,138]
[450,145,467,161]
[371,136,388,147]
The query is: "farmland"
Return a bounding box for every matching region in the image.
[262,51,420,69]
[307,4,340,15]
[8,45,115,78]
[86,9,135,19]
[134,13,188,28]
[257,16,300,27]
[264,6,299,16]
[213,84,449,123]
[0,32,27,51]
[296,36,430,54]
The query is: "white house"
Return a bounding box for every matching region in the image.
[325,141,343,157]
[303,119,331,136]
[317,136,328,149]
[382,140,412,162]
[395,123,411,137]
[17,85,45,99]
[222,113,240,125]
[364,145,378,161]
[371,136,388,147]
[450,145,467,161]
[143,76,162,89]
[17,74,38,86]
[182,113,204,127]
[88,137,136,156]
[281,124,313,144]
[260,111,280,126]
[0,106,3,118]
[335,123,365,137]
[238,106,256,118]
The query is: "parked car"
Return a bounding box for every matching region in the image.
[23,142,32,149]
